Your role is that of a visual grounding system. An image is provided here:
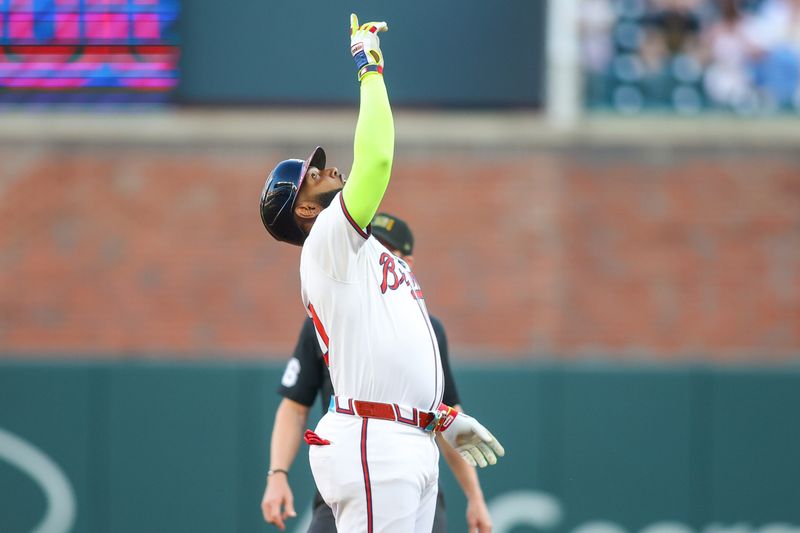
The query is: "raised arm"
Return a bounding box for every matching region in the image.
[342,14,395,229]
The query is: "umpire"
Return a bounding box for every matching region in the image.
[261,212,493,532]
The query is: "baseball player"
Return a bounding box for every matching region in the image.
[261,213,494,532]
[258,14,504,533]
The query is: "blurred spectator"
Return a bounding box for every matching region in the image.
[640,0,706,112]
[701,0,758,110]
[748,0,800,108]
[582,0,800,113]
[647,0,703,56]
[638,25,672,104]
[580,0,616,105]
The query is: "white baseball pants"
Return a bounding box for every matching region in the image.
[308,411,440,533]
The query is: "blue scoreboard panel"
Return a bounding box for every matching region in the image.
[0,0,179,105]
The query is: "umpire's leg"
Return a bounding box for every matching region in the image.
[307,492,337,533]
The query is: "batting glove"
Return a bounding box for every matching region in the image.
[350,13,388,81]
[435,404,505,468]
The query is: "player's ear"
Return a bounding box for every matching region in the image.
[295,200,322,220]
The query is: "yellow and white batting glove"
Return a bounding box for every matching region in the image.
[350,13,388,81]
[434,404,505,468]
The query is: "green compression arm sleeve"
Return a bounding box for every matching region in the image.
[342,73,395,229]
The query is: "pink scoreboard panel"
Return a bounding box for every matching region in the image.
[0,0,178,105]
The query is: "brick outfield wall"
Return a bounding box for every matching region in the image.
[0,144,798,360]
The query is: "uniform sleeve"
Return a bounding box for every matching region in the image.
[277,318,325,407]
[431,316,462,407]
[341,73,394,231]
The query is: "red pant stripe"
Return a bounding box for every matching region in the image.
[360,418,374,533]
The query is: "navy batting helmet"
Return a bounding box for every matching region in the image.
[259,146,326,246]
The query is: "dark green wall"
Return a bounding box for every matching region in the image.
[176,0,546,106]
[1,362,799,533]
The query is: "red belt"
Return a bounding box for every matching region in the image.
[329,395,438,432]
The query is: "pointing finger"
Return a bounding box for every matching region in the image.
[350,13,359,36]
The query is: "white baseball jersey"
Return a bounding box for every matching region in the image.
[299,192,444,412]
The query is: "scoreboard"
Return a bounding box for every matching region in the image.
[0,0,179,105]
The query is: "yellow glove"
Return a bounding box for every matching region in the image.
[350,13,388,81]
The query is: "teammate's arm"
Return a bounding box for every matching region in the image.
[436,404,494,533]
[342,14,395,229]
[261,398,309,531]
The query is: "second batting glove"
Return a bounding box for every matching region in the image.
[435,404,506,468]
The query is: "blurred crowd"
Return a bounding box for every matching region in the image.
[580,0,800,114]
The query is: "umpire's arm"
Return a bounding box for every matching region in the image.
[261,398,309,530]
[436,405,494,532]
[262,320,323,530]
